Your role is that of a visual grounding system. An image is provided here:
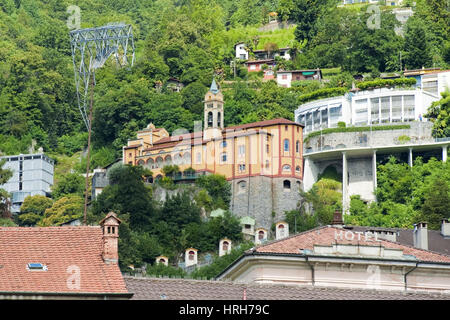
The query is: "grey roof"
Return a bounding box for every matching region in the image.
[92,171,109,188]
[209,78,219,94]
[349,225,450,256]
[124,276,450,300]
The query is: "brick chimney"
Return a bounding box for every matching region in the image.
[413,222,428,250]
[441,219,450,238]
[332,209,344,228]
[99,212,121,264]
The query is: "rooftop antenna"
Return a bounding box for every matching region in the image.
[69,23,135,225]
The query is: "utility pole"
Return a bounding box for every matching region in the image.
[83,76,95,225]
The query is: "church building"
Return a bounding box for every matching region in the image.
[122,79,304,230]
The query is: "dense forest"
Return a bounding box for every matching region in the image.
[0,0,449,275]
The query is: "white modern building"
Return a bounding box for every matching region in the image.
[0,153,54,213]
[295,88,442,135]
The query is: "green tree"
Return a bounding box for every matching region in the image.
[39,195,83,226]
[18,194,53,226]
[415,178,450,230]
[52,172,85,200]
[425,91,450,138]
[403,16,432,69]
[195,174,231,210]
[92,164,155,231]
[0,159,12,218]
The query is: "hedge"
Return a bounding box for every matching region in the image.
[297,87,348,104]
[356,78,416,91]
[304,124,411,143]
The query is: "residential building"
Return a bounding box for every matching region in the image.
[216,213,450,294]
[245,59,276,73]
[0,212,132,299]
[253,47,292,61]
[0,153,54,214]
[404,69,450,98]
[295,87,440,135]
[235,43,292,61]
[235,42,248,60]
[166,78,184,93]
[277,69,322,88]
[91,159,122,201]
[123,79,304,230]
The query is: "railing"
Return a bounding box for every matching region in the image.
[304,135,450,154]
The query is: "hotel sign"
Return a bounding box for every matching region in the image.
[335,230,382,242]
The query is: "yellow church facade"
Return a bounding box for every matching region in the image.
[123,79,304,229]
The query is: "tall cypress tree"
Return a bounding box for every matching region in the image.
[403,16,432,69]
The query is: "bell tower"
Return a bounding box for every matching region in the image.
[204,78,224,131]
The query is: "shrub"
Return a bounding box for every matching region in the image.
[304,124,411,143]
[297,87,348,104]
[356,78,416,90]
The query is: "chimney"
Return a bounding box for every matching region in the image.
[332,209,344,228]
[441,219,450,238]
[99,212,121,264]
[413,222,428,250]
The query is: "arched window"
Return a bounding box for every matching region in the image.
[238,180,246,193]
[258,230,265,240]
[146,158,155,169]
[164,155,172,166]
[222,241,229,251]
[159,258,165,264]
[278,224,285,237]
[284,139,290,152]
[296,166,300,172]
[282,164,291,172]
[217,112,221,127]
[189,251,195,261]
[296,140,300,153]
[156,156,163,168]
[137,160,145,166]
[208,112,213,127]
[283,180,291,190]
[183,152,191,165]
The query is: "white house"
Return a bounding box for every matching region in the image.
[235,42,248,60]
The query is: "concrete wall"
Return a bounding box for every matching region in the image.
[305,122,434,153]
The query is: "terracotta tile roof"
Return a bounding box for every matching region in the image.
[125,276,450,300]
[0,226,129,295]
[142,118,301,150]
[253,226,450,263]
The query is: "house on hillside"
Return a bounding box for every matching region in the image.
[0,212,132,299]
[276,69,323,88]
[253,47,292,60]
[235,42,248,60]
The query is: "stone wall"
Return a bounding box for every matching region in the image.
[230,176,302,231]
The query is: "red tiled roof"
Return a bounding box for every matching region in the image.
[224,118,301,131]
[125,276,450,300]
[254,226,450,263]
[142,118,301,150]
[0,226,129,295]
